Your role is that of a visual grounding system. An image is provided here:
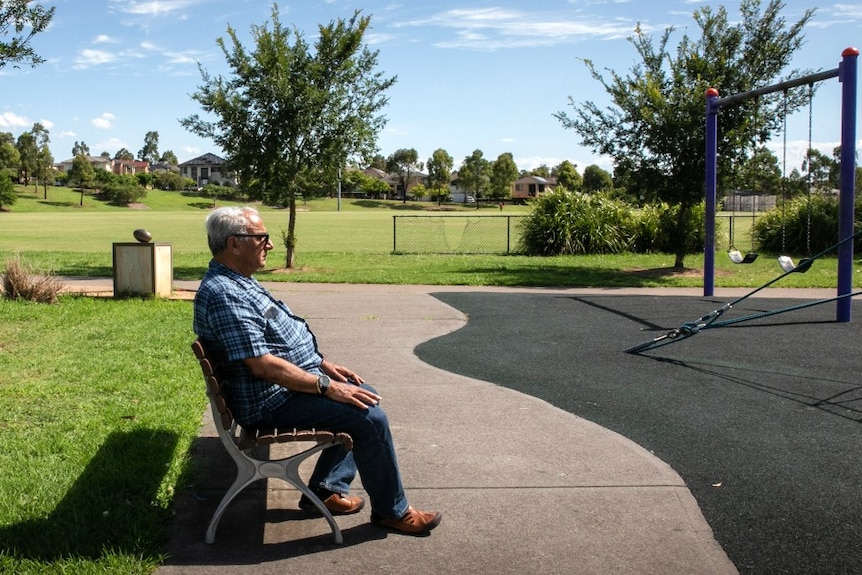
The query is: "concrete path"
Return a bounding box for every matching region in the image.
[62,278,739,574]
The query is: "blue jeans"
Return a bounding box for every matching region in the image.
[256,383,409,520]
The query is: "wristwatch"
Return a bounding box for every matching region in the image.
[316,374,331,395]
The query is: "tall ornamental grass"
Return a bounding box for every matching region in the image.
[754,194,862,255]
[518,189,707,257]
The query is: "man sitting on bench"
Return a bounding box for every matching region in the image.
[193,206,442,536]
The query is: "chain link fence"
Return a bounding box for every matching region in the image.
[393,215,525,254]
[393,213,763,254]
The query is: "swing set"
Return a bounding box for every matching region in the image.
[626,48,859,355]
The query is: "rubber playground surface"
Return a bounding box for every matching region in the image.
[415,291,862,575]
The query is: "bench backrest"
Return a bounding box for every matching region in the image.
[190,339,353,452]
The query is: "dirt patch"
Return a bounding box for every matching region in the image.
[127,203,150,210]
[624,267,730,279]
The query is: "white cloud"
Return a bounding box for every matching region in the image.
[91,113,117,130]
[0,111,29,128]
[39,119,54,130]
[395,7,651,51]
[94,34,118,44]
[111,0,201,17]
[74,49,116,69]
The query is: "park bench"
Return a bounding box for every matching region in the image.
[191,339,353,544]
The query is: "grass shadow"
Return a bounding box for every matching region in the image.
[0,428,179,562]
[445,265,703,287]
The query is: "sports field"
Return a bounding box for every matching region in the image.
[0,185,853,288]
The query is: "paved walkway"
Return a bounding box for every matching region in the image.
[63,278,741,574]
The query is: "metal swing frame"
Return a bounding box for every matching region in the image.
[704,48,858,322]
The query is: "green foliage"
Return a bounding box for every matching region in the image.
[99,182,147,206]
[518,189,635,255]
[201,183,245,202]
[753,193,861,254]
[409,183,428,201]
[0,175,16,208]
[458,149,490,200]
[182,6,395,267]
[0,0,55,70]
[519,188,707,257]
[489,152,519,199]
[556,0,814,265]
[387,148,422,201]
[582,164,613,192]
[426,148,454,191]
[553,160,582,191]
[152,169,187,191]
[67,155,96,189]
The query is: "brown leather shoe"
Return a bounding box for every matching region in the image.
[299,492,365,516]
[372,506,442,535]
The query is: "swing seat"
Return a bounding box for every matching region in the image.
[728,249,758,264]
[778,255,814,273]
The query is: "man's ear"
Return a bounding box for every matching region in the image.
[226,235,241,254]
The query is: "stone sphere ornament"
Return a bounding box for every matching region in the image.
[133,229,153,243]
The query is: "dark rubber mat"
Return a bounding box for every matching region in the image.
[416,293,862,575]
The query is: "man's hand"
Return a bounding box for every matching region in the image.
[326,380,381,409]
[320,359,379,408]
[321,359,364,385]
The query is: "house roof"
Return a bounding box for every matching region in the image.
[58,155,111,164]
[515,175,553,185]
[179,153,226,167]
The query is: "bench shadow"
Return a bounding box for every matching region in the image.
[0,428,178,562]
[162,436,387,566]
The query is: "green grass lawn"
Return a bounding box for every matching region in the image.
[0,185,858,574]
[1,185,856,289]
[0,296,201,575]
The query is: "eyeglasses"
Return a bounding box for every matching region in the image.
[233,233,270,245]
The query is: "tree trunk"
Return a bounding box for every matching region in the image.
[284,196,297,268]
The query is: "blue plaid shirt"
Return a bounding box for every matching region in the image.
[193,260,324,426]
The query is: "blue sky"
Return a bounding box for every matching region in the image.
[2,0,860,174]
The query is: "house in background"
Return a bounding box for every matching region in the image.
[511,175,555,203]
[55,155,113,173]
[112,158,150,176]
[178,153,237,187]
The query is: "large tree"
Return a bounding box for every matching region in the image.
[32,122,53,198]
[15,130,35,185]
[426,148,454,205]
[556,0,813,267]
[72,140,90,157]
[182,5,396,267]
[138,131,159,164]
[0,0,54,70]
[458,149,489,205]
[67,154,96,206]
[386,148,421,203]
[553,160,582,191]
[489,152,519,201]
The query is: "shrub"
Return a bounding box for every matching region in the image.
[753,194,857,254]
[519,190,708,257]
[0,173,16,209]
[518,189,635,255]
[654,201,707,255]
[99,182,147,205]
[2,256,63,303]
